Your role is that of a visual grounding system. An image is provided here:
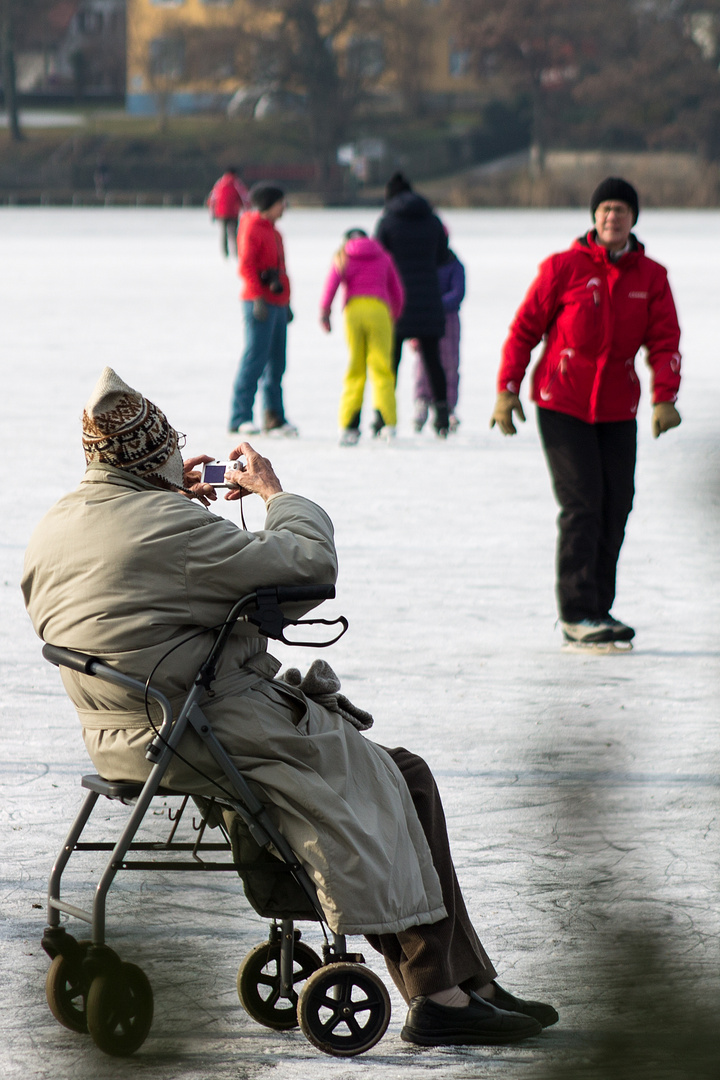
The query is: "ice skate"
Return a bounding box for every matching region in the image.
[603,614,635,641]
[449,412,460,433]
[370,409,386,438]
[338,427,361,446]
[433,401,450,438]
[230,420,260,436]
[413,399,429,433]
[267,422,299,438]
[377,425,396,443]
[263,410,298,438]
[561,638,634,655]
[561,618,633,654]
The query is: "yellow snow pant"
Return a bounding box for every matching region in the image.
[339,297,397,429]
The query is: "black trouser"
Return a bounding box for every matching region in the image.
[393,335,447,404]
[537,407,637,623]
[365,747,497,1001]
[219,216,239,257]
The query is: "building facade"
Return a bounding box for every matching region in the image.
[17,1,126,100]
[126,0,482,116]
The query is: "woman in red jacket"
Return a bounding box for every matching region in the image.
[490,178,682,649]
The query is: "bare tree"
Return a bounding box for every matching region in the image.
[0,0,68,141]
[448,0,720,167]
[0,0,24,140]
[381,1,433,116]
[448,0,635,173]
[238,0,389,190]
[572,3,720,161]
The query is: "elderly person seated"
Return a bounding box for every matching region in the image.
[22,368,557,1048]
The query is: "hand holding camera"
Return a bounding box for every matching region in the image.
[225,443,283,503]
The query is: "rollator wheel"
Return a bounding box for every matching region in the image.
[46,940,91,1033]
[297,962,391,1057]
[237,939,322,1030]
[86,961,154,1056]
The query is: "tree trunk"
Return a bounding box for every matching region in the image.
[1,8,24,142]
[529,84,545,178]
[306,91,344,199]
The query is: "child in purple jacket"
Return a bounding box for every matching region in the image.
[320,228,405,445]
[413,246,466,432]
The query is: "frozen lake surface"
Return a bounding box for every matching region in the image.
[1,206,718,1079]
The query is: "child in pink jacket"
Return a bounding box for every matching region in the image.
[320,228,404,444]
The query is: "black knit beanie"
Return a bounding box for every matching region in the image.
[250,183,285,213]
[590,177,639,224]
[385,172,412,201]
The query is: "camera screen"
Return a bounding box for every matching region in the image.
[203,464,227,484]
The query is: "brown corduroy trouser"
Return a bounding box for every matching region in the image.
[365,746,497,1002]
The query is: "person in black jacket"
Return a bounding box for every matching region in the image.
[376,173,450,437]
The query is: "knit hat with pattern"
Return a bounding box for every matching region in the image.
[82,367,184,490]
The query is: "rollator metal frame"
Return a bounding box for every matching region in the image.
[42,584,358,1000]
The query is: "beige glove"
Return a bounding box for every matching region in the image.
[490,391,526,435]
[651,401,681,439]
[281,660,374,731]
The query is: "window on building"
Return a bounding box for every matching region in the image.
[346,36,384,78]
[192,36,236,79]
[448,39,470,78]
[149,35,186,79]
[77,10,104,34]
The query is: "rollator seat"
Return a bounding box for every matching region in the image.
[80,774,319,919]
[81,774,186,803]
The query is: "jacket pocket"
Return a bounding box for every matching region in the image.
[538,348,572,403]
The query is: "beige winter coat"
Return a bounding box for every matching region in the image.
[22,465,445,936]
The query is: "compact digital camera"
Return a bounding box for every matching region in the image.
[200,460,244,487]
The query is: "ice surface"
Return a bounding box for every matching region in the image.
[1,206,718,1079]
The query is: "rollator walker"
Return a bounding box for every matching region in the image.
[40,584,392,1058]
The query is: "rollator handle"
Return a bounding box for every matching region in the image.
[42,644,101,675]
[273,584,336,604]
[198,584,344,690]
[249,586,346,648]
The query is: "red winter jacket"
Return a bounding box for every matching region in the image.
[207,173,249,220]
[498,231,681,423]
[237,211,290,306]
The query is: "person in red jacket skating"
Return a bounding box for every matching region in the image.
[206,166,250,258]
[490,178,682,650]
[229,184,297,437]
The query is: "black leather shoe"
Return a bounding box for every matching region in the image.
[484,984,559,1028]
[400,994,542,1046]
